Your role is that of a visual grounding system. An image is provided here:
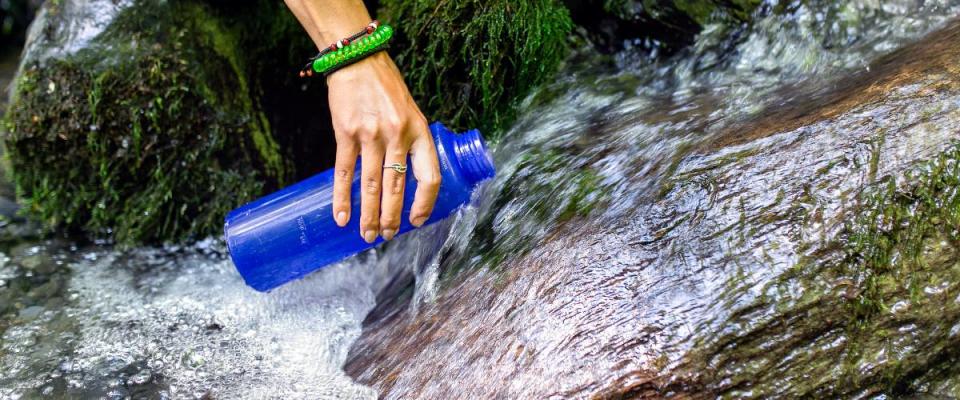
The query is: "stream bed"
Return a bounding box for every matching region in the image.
[3,1,960,399]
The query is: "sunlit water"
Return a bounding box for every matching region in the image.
[3,1,960,399]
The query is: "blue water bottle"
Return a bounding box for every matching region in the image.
[224,122,495,291]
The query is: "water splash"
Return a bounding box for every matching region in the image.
[1,237,405,399]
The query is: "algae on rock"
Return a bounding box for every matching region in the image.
[4,0,291,244]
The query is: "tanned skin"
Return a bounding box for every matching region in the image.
[285,0,441,243]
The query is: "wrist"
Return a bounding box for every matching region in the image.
[314,11,373,47]
[325,51,391,85]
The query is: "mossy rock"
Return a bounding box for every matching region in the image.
[3,0,295,244]
[378,0,574,136]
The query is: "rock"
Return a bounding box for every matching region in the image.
[564,0,759,54]
[0,196,21,220]
[2,0,317,244]
[344,20,960,399]
[19,253,54,274]
[17,304,43,320]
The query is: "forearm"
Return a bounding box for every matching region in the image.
[283,0,373,49]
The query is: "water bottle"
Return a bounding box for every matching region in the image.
[224,122,495,292]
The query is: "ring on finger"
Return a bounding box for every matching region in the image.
[384,162,407,174]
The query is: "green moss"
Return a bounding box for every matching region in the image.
[690,143,960,397]
[841,145,960,325]
[828,144,960,393]
[378,0,573,136]
[3,1,288,244]
[188,5,285,180]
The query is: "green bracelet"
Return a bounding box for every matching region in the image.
[312,24,395,76]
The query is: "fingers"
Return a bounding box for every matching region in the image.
[359,133,385,243]
[409,119,441,227]
[379,137,409,241]
[332,137,359,227]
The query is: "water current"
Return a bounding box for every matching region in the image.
[2,1,960,399]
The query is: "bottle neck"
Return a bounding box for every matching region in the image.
[450,128,496,186]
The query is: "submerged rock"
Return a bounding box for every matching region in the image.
[344,18,960,399]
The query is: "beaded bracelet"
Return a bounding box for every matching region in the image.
[299,21,394,78]
[298,20,377,77]
[313,25,394,76]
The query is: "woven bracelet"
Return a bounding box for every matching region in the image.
[299,22,394,78]
[300,20,380,77]
[312,24,394,77]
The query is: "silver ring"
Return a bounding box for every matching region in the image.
[384,162,407,174]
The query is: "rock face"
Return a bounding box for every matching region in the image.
[344,19,960,399]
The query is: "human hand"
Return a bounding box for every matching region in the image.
[326,52,441,243]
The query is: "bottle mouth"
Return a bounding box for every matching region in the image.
[451,128,496,185]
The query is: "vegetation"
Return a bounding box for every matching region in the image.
[842,144,960,326]
[379,0,573,136]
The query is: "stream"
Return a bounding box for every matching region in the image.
[3,1,960,399]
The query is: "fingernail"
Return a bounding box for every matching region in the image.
[382,229,396,241]
[336,211,347,226]
[362,230,378,243]
[411,216,426,227]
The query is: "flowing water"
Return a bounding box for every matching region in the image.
[3,1,960,399]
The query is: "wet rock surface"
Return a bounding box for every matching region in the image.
[344,16,960,400]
